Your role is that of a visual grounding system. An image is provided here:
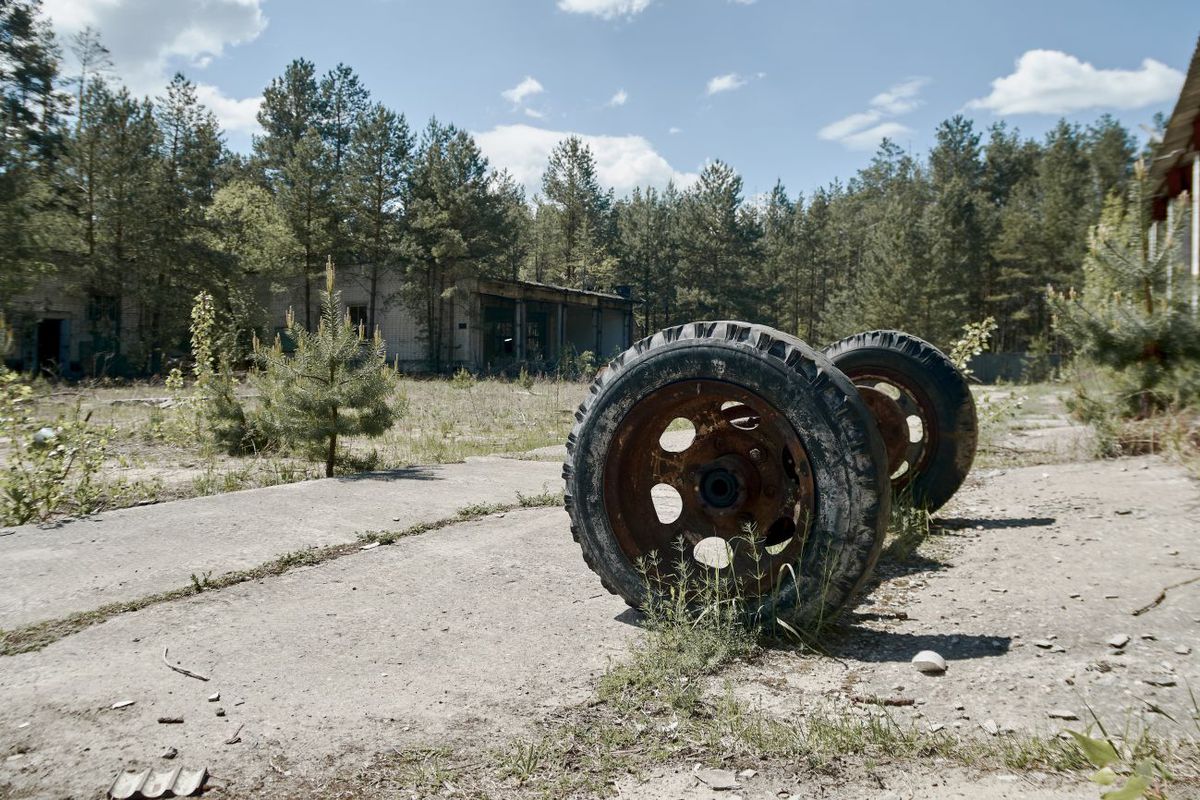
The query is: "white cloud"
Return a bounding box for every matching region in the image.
[474,124,698,198]
[608,88,628,107]
[818,110,883,142]
[668,126,682,134]
[870,77,927,114]
[194,83,261,134]
[838,122,913,150]
[41,0,266,137]
[523,107,546,119]
[706,73,746,95]
[557,0,652,19]
[819,77,928,150]
[502,75,545,105]
[968,50,1184,115]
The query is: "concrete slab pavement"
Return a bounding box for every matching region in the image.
[0,457,562,628]
[0,507,632,799]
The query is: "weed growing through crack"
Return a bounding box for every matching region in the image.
[881,488,933,563]
[599,542,760,717]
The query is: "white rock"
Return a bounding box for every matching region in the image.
[737,769,757,780]
[1107,634,1131,649]
[1175,645,1191,655]
[981,719,1000,735]
[912,650,947,674]
[1047,709,1078,720]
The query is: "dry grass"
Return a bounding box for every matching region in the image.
[18,375,587,508]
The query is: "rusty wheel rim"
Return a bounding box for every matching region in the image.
[848,369,936,489]
[602,379,816,594]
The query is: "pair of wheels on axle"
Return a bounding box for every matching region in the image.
[562,322,977,630]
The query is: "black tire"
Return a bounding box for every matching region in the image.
[822,330,977,512]
[563,321,890,630]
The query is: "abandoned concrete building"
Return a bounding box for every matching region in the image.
[1149,34,1200,301]
[5,270,634,376]
[267,270,636,372]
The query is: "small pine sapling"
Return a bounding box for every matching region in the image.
[1050,161,1200,417]
[253,259,399,476]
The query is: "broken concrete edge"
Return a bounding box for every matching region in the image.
[0,491,565,658]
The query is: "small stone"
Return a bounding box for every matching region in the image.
[111,700,135,710]
[1048,709,1078,720]
[215,708,226,717]
[696,769,739,790]
[1143,677,1177,687]
[912,650,947,674]
[926,722,945,733]
[981,719,999,735]
[1033,639,1054,649]
[1175,645,1191,655]
[392,517,401,522]
[157,716,184,724]
[738,769,757,780]
[360,542,380,551]
[207,692,220,702]
[1107,634,1131,649]
[160,747,178,760]
[1141,634,1157,641]
[1050,645,1066,653]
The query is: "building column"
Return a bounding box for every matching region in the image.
[514,299,526,361]
[1193,154,1199,314]
[593,307,602,356]
[557,302,566,359]
[1168,200,1176,303]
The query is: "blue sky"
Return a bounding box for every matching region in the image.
[41,0,1200,200]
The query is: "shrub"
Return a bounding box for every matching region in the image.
[252,260,400,477]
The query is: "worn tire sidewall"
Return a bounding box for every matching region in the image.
[825,331,977,511]
[567,326,887,625]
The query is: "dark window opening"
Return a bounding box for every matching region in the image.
[347,304,369,329]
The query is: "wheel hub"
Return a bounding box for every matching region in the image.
[602,379,816,589]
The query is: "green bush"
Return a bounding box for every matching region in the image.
[1050,162,1200,418]
[0,353,113,525]
[252,261,400,477]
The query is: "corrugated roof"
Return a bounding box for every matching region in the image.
[1150,34,1200,198]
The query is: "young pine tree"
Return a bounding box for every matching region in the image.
[254,260,399,476]
[1050,162,1200,416]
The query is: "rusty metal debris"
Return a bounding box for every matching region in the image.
[108,766,206,799]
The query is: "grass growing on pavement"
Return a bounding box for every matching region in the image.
[0,492,564,656]
[17,375,585,515]
[301,505,1199,799]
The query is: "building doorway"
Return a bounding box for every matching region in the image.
[36,319,67,374]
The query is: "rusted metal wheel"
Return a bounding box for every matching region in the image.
[564,321,890,629]
[823,330,977,512]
